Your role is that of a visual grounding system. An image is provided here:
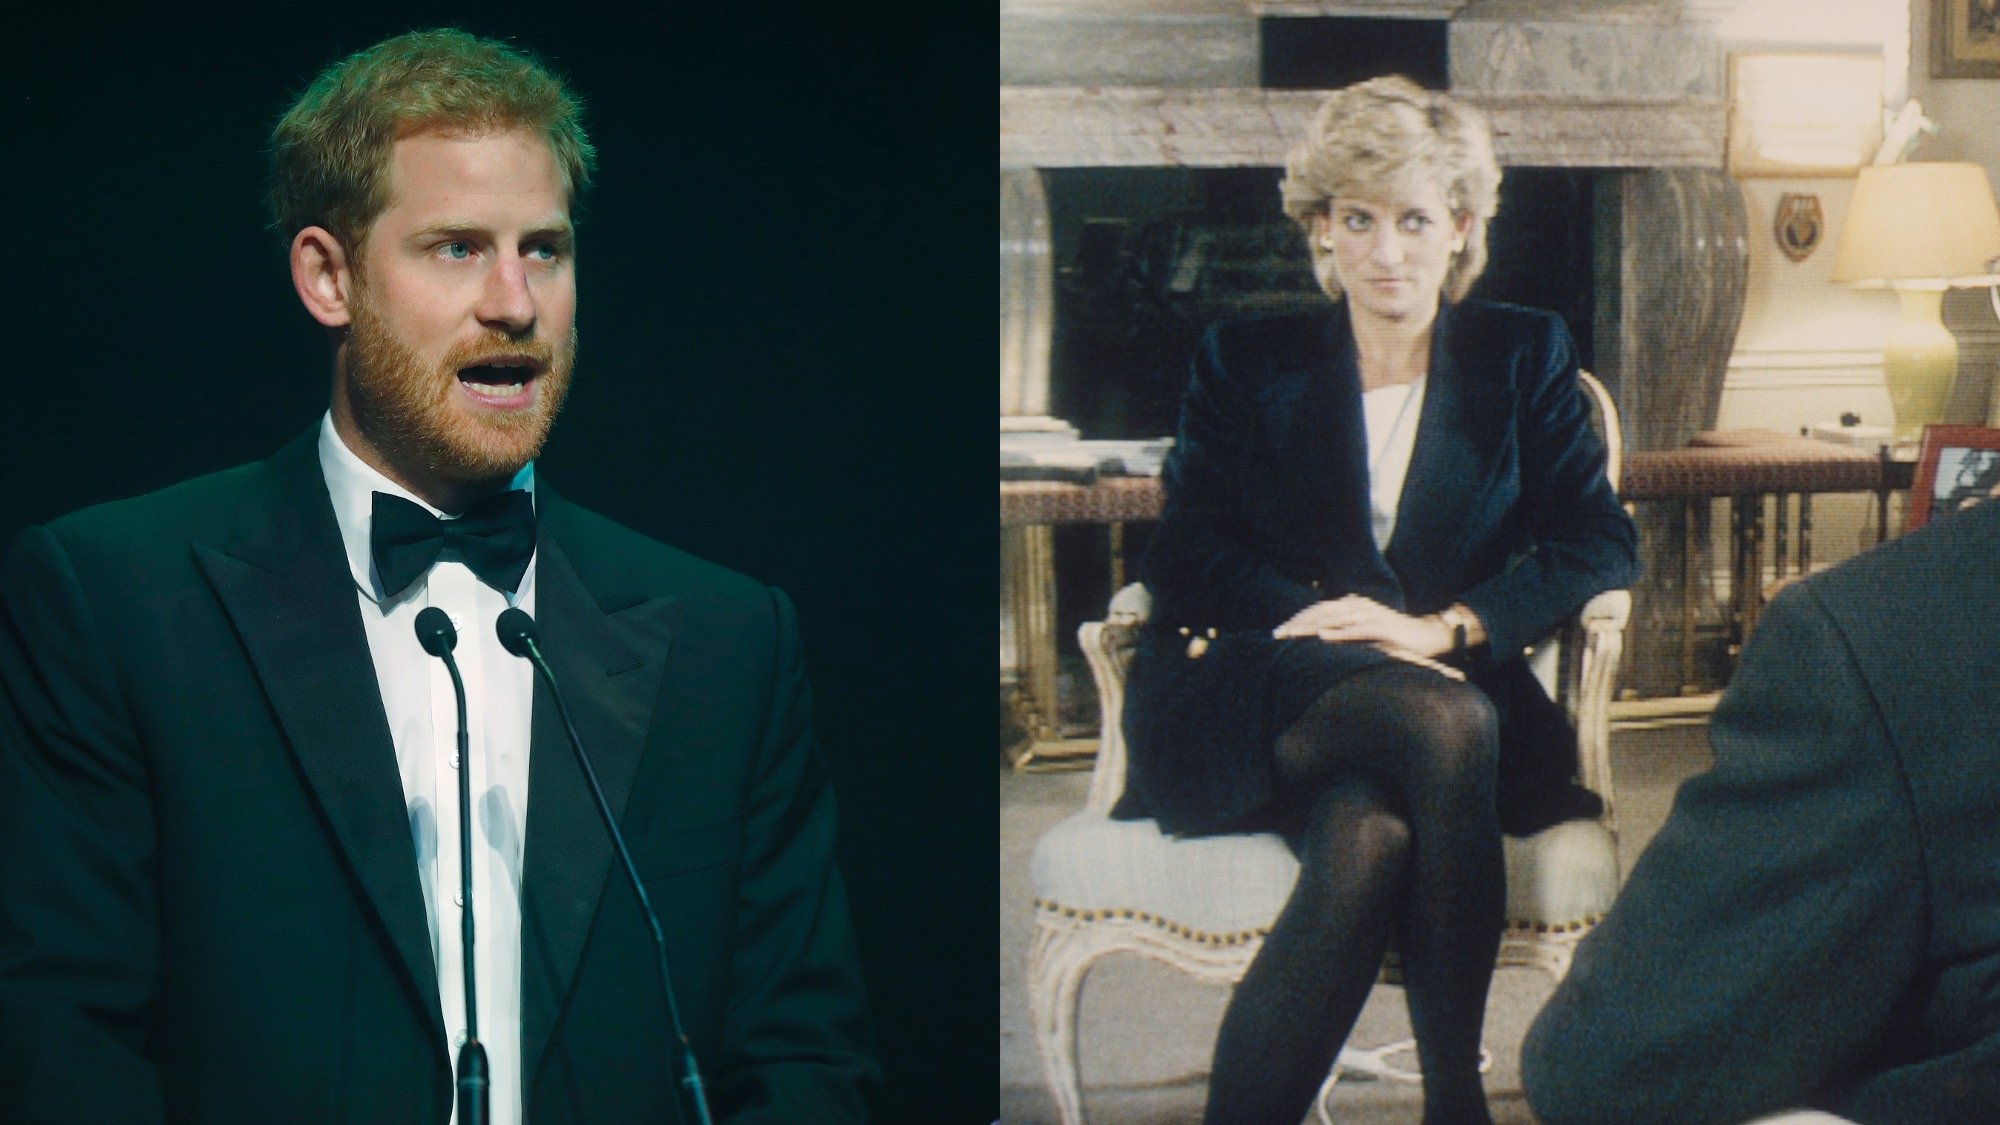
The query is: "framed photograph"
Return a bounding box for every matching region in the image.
[1907,424,2000,531]
[1932,0,2000,79]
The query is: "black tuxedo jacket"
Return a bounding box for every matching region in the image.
[0,431,876,1122]
[1523,500,2000,1124]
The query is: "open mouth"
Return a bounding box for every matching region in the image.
[456,356,543,403]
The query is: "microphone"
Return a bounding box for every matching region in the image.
[414,607,490,1125]
[495,608,713,1125]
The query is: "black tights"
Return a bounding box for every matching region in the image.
[1202,663,1502,1125]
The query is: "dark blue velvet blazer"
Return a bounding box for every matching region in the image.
[1122,298,1640,837]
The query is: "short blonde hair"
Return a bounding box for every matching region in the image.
[1280,76,1502,302]
[268,28,596,256]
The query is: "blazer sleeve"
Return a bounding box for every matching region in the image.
[1520,580,1928,1124]
[1140,325,1322,628]
[1454,317,1638,657]
[0,527,166,1122]
[707,587,880,1122]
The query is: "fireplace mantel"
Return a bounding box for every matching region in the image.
[1000,85,1724,169]
[1002,0,1730,169]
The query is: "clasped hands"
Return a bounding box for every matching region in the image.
[1274,595,1466,682]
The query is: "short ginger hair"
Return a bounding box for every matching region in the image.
[267,27,596,255]
[1280,75,1502,302]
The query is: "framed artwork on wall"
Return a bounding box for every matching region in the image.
[1906,424,2000,531]
[1932,0,2000,79]
[1727,53,1883,178]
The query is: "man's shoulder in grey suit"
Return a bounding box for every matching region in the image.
[1780,498,2000,695]
[1770,500,2000,932]
[1799,496,2000,616]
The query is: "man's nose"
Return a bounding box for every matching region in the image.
[476,255,536,333]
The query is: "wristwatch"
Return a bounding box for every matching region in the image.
[1437,604,1479,655]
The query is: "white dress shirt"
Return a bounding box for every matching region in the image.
[318,415,535,1125]
[1363,377,1427,551]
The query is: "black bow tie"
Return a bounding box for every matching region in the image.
[370,490,536,598]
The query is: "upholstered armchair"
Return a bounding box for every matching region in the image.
[1025,374,1631,1124]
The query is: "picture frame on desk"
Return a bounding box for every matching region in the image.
[1906,424,2000,531]
[1932,0,2000,79]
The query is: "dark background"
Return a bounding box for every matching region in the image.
[4,7,994,1121]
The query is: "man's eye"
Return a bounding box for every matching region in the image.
[438,241,473,260]
[527,242,560,261]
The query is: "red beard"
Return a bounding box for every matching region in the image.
[342,290,575,492]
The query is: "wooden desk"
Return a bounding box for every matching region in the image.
[1002,477,1162,527]
[1000,479,1163,760]
[1622,435,1911,678]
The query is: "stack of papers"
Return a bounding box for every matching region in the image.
[1000,433,1175,483]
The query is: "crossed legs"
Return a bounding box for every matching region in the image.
[1202,664,1502,1125]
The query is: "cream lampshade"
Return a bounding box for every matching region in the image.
[1831,162,2000,439]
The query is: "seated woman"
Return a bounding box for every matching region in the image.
[1118,76,1640,1125]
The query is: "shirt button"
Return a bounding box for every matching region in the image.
[450,753,461,770]
[454,890,465,907]
[446,611,465,630]
[454,1029,468,1048]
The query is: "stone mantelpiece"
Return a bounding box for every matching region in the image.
[1450,0,1722,102]
[1249,1,1466,15]
[1000,86,1724,169]
[1002,0,1731,169]
[1001,0,1259,87]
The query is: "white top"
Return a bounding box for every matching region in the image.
[1363,378,1427,552]
[317,414,536,1125]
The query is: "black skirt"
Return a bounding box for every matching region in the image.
[1117,627,1601,839]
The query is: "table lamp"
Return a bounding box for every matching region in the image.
[1830,162,2000,440]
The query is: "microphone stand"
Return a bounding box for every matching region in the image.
[495,608,713,1125]
[417,608,489,1125]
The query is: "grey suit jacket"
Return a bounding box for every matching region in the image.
[1522,500,2000,1124]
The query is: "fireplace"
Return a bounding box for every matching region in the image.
[1002,2,1752,744]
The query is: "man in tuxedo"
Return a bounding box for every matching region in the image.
[0,28,874,1123]
[1521,499,2000,1123]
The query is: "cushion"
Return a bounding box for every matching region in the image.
[1031,813,1299,939]
[1032,812,1618,941]
[1501,817,1619,929]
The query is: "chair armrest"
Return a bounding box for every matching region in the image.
[1105,582,1153,627]
[1568,589,1630,833]
[1078,584,1152,814]
[1578,588,1631,631]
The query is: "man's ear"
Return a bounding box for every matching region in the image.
[291,226,355,328]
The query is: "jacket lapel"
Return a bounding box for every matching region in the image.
[518,489,679,1085]
[1303,305,1404,605]
[1386,301,1508,599]
[1297,311,1369,562]
[191,430,445,1050]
